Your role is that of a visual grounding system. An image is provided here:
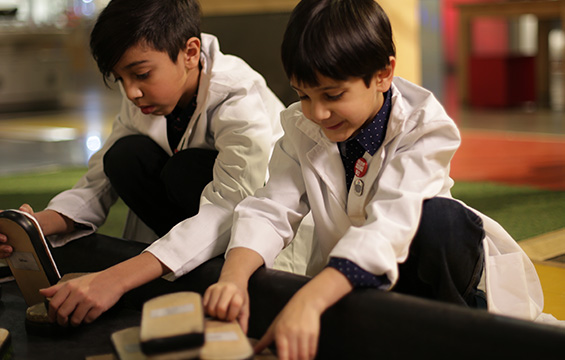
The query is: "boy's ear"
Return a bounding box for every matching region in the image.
[375,56,396,92]
[182,37,201,69]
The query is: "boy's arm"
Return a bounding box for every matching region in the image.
[203,247,264,333]
[254,267,353,360]
[39,252,168,326]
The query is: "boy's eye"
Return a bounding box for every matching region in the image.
[136,72,150,80]
[298,95,309,101]
[325,92,344,101]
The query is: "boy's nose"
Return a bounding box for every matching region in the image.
[309,101,331,123]
[123,81,143,101]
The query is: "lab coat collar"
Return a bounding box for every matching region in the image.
[293,79,408,207]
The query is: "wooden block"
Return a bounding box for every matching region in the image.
[200,320,253,360]
[140,292,204,357]
[0,328,12,360]
[113,321,255,360]
[111,327,146,360]
[26,302,50,323]
[0,210,60,306]
[86,354,119,360]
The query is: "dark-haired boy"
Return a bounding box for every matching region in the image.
[204,1,549,358]
[0,0,284,326]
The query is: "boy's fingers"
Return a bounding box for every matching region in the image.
[19,204,34,214]
[238,301,250,334]
[309,333,318,360]
[0,244,13,258]
[39,283,62,298]
[204,286,223,318]
[226,293,244,321]
[253,324,275,355]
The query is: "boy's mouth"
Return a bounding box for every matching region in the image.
[140,105,156,115]
[325,121,344,131]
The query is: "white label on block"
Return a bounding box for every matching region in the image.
[150,303,195,318]
[206,331,239,342]
[8,251,40,271]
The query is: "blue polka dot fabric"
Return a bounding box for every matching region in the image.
[338,89,392,190]
[166,92,198,153]
[331,89,393,288]
[328,257,390,288]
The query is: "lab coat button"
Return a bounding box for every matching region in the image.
[353,179,364,196]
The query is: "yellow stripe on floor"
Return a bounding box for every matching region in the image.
[534,263,565,321]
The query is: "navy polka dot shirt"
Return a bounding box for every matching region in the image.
[329,89,392,288]
[166,93,198,153]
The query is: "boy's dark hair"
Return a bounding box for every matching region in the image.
[281,0,395,88]
[90,0,201,84]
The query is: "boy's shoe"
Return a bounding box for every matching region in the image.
[139,292,205,358]
[0,210,60,306]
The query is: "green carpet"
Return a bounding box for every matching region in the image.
[0,167,127,237]
[0,167,564,241]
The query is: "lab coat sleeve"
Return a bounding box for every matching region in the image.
[145,83,284,278]
[227,111,311,268]
[45,97,143,247]
[330,106,461,288]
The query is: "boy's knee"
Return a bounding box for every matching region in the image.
[104,135,159,176]
[161,149,217,182]
[417,197,484,250]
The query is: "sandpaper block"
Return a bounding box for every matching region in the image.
[0,328,12,360]
[112,321,254,360]
[200,320,253,360]
[0,210,60,306]
[111,327,146,360]
[140,292,205,358]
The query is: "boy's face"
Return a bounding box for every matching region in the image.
[291,72,391,143]
[112,39,200,116]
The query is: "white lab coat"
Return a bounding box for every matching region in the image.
[229,77,548,322]
[46,34,285,278]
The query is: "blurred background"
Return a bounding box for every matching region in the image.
[0,0,563,172]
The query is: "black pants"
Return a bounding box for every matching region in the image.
[103,135,218,237]
[393,197,485,308]
[52,198,484,310]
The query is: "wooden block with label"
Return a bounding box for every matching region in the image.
[200,320,253,360]
[111,327,147,360]
[0,210,60,306]
[140,292,205,358]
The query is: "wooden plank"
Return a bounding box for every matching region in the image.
[520,228,565,261]
[201,0,298,16]
[457,0,565,19]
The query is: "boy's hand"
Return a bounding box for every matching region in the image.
[203,280,250,334]
[253,291,321,360]
[254,267,354,360]
[0,204,35,258]
[39,270,125,327]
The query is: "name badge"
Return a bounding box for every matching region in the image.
[354,158,368,178]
